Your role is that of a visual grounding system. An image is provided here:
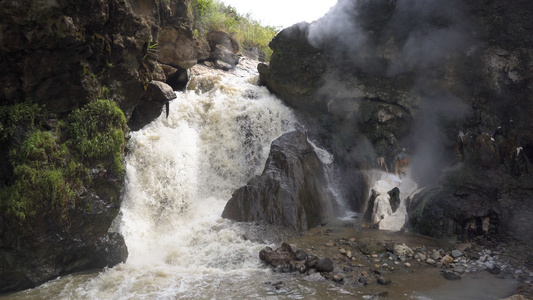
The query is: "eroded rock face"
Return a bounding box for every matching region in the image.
[222,131,333,231]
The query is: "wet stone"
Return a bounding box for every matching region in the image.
[305,256,319,268]
[377,276,391,285]
[443,270,462,280]
[451,250,464,258]
[316,258,334,273]
[294,249,308,261]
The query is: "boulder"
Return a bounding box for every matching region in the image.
[210,44,240,69]
[259,243,295,267]
[128,81,177,131]
[222,131,334,231]
[316,258,334,272]
[158,25,209,69]
[207,31,239,54]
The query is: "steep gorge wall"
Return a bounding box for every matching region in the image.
[260,0,533,242]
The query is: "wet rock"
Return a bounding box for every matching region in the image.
[294,249,308,261]
[426,258,436,265]
[222,131,334,231]
[453,266,465,274]
[441,255,454,265]
[210,45,240,69]
[394,243,414,258]
[377,276,391,285]
[452,250,464,258]
[316,258,334,272]
[128,81,177,131]
[158,25,209,69]
[431,250,442,260]
[332,274,344,282]
[443,270,462,280]
[303,273,326,282]
[388,187,401,213]
[305,255,319,269]
[487,265,501,274]
[207,31,239,54]
[259,243,295,267]
[295,263,307,274]
[358,277,368,285]
[359,239,387,255]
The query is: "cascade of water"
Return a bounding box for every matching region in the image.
[309,140,357,220]
[365,168,419,231]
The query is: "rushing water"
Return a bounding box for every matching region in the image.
[3,59,518,299]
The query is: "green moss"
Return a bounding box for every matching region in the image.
[65,99,126,175]
[0,101,42,141]
[2,130,75,222]
[0,99,127,226]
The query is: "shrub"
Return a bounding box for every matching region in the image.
[191,0,279,60]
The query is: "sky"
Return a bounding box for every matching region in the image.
[220,0,338,28]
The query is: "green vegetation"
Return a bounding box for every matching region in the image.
[65,99,127,175]
[0,99,126,225]
[0,101,42,141]
[191,0,279,60]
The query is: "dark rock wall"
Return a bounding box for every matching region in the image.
[260,0,533,241]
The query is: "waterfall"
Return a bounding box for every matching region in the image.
[42,59,298,299]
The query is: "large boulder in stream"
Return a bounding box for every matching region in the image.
[222,131,333,231]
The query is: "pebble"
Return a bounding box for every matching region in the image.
[339,248,347,255]
[325,241,335,247]
[441,255,454,264]
[332,274,344,282]
[426,258,436,265]
[405,263,412,268]
[451,250,464,258]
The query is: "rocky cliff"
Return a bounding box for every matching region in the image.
[259,0,533,243]
[0,0,208,292]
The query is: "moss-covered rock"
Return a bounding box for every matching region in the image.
[0,99,127,292]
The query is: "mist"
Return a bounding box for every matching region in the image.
[305,0,476,183]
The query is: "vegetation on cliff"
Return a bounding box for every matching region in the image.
[191,0,278,59]
[0,99,126,226]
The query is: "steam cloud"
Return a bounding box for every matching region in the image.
[307,0,476,183]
